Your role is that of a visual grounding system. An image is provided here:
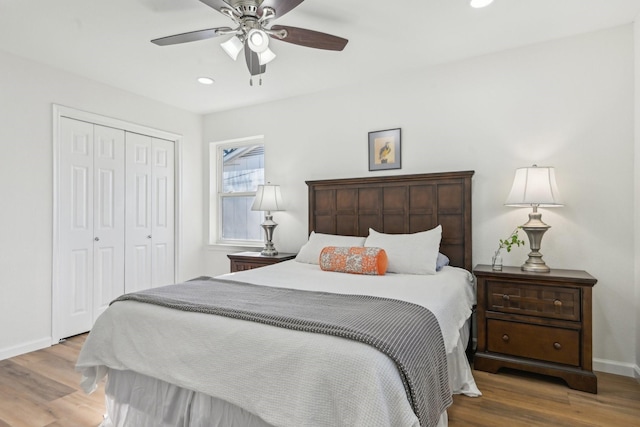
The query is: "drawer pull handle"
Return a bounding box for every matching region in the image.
[553,342,562,350]
[502,334,510,342]
[502,294,510,301]
[554,299,563,307]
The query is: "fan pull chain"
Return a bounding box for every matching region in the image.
[249,75,263,86]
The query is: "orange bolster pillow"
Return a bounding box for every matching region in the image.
[319,246,388,276]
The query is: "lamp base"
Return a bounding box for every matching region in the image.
[260,215,278,257]
[521,210,551,273]
[521,250,550,273]
[260,242,278,257]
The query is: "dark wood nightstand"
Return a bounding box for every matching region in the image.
[228,252,297,272]
[473,264,598,393]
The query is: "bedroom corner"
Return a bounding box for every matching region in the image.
[634,14,640,382]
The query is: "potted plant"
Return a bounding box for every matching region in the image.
[493,227,525,270]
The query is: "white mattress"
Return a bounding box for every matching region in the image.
[77,261,480,427]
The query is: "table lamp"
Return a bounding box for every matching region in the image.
[251,183,284,256]
[505,165,563,272]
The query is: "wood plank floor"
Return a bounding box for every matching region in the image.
[0,335,104,427]
[0,334,638,426]
[449,369,640,426]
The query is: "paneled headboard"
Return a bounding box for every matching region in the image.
[306,171,474,271]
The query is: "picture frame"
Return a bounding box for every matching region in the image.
[368,128,401,171]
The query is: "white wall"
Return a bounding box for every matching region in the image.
[0,50,203,358]
[204,25,638,375]
[635,20,640,380]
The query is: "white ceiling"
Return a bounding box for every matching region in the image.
[1,0,639,114]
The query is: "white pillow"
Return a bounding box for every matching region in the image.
[364,226,442,275]
[295,232,367,265]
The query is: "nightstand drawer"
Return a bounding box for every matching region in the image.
[231,261,259,272]
[228,252,297,273]
[487,319,580,366]
[487,281,580,321]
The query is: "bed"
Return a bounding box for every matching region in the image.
[77,171,479,427]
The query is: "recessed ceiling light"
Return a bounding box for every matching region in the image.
[197,77,215,85]
[470,0,494,8]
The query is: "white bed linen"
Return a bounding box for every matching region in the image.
[103,369,275,427]
[77,262,480,427]
[221,262,476,354]
[102,369,450,427]
[221,262,481,397]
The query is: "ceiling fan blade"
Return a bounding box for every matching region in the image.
[260,0,304,19]
[151,27,231,46]
[270,25,348,51]
[199,0,232,13]
[244,42,267,76]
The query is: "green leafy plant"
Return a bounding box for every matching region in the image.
[494,227,526,259]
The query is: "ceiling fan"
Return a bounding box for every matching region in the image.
[151,0,348,83]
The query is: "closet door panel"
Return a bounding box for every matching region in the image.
[151,138,175,287]
[93,126,125,320]
[58,118,94,338]
[70,249,90,313]
[125,133,153,293]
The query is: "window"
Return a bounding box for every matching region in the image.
[211,136,265,245]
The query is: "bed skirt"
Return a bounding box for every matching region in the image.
[101,369,448,427]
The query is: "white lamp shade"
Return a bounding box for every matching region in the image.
[221,36,244,61]
[251,184,284,212]
[247,29,270,53]
[505,166,563,207]
[257,47,276,65]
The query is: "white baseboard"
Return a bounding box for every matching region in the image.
[593,357,639,378]
[0,337,51,361]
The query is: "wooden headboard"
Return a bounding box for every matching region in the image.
[306,171,474,271]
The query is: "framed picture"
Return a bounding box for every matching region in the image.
[368,128,401,171]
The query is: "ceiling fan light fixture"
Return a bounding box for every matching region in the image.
[247,29,269,53]
[257,47,276,65]
[152,0,349,79]
[470,0,494,8]
[221,35,244,60]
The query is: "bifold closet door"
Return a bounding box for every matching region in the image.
[58,118,125,339]
[125,133,175,293]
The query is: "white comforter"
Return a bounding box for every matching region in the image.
[77,262,479,427]
[222,262,475,354]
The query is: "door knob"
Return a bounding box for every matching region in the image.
[94,237,100,241]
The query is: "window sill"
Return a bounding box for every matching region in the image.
[206,243,263,252]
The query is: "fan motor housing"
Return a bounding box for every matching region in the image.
[230,0,261,17]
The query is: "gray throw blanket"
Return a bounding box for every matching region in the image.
[112,277,452,427]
